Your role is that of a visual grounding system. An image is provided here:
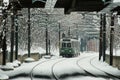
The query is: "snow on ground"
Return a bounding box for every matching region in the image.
[13,60,21,66]
[10,77,107,80]
[32,58,65,77]
[2,58,48,77]
[106,49,120,56]
[0,52,120,80]
[91,57,120,77]
[0,73,9,80]
[7,46,59,56]
[62,76,108,80]
[77,54,107,76]
[7,46,46,56]
[18,47,46,55]
[51,48,59,56]
[24,58,35,63]
[52,55,90,77]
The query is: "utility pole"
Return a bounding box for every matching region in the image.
[2,5,7,65]
[10,3,15,62]
[15,11,18,60]
[99,14,103,60]
[110,27,114,65]
[110,14,114,65]
[59,23,60,54]
[46,27,48,55]
[2,30,7,65]
[102,13,106,61]
[48,39,50,55]
[28,8,31,57]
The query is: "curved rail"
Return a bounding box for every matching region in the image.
[30,55,120,80]
[51,59,67,80]
[30,58,58,80]
[76,55,97,77]
[30,58,67,80]
[90,57,120,79]
[77,55,120,79]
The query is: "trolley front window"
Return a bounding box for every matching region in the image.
[62,43,66,48]
[67,43,71,48]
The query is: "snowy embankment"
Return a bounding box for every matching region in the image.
[106,49,120,56]
[91,57,120,77]
[2,58,48,78]
[0,52,120,80]
[7,46,59,56]
[0,70,9,80]
[7,46,46,56]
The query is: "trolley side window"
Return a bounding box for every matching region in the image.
[67,43,71,48]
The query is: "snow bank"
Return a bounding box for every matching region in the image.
[3,59,48,77]
[13,60,21,66]
[106,49,120,56]
[0,74,9,80]
[24,58,35,63]
[2,52,120,80]
[0,63,15,71]
[77,55,107,76]
[7,46,45,56]
[91,57,120,77]
[63,76,107,80]
[18,47,45,55]
[53,57,85,77]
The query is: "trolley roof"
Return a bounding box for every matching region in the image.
[61,38,79,42]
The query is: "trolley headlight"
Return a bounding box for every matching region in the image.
[69,50,72,52]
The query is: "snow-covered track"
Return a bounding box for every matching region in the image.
[30,58,67,80]
[30,59,49,80]
[76,55,108,78]
[90,57,120,79]
[76,55,98,76]
[30,58,57,80]
[51,59,67,80]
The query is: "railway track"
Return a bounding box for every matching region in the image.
[51,59,67,80]
[30,59,51,80]
[76,55,99,77]
[29,54,120,80]
[29,57,67,80]
[90,57,120,79]
[30,57,59,80]
[76,55,120,79]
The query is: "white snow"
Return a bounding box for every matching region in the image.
[13,60,21,66]
[24,58,35,63]
[51,48,59,56]
[63,76,107,80]
[0,73,9,80]
[91,57,120,77]
[0,52,120,80]
[106,49,120,56]
[52,57,85,77]
[113,0,120,3]
[3,0,9,6]
[32,58,64,77]
[77,54,107,76]
[6,62,18,68]
[7,46,45,56]
[18,46,45,55]
[0,63,14,70]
